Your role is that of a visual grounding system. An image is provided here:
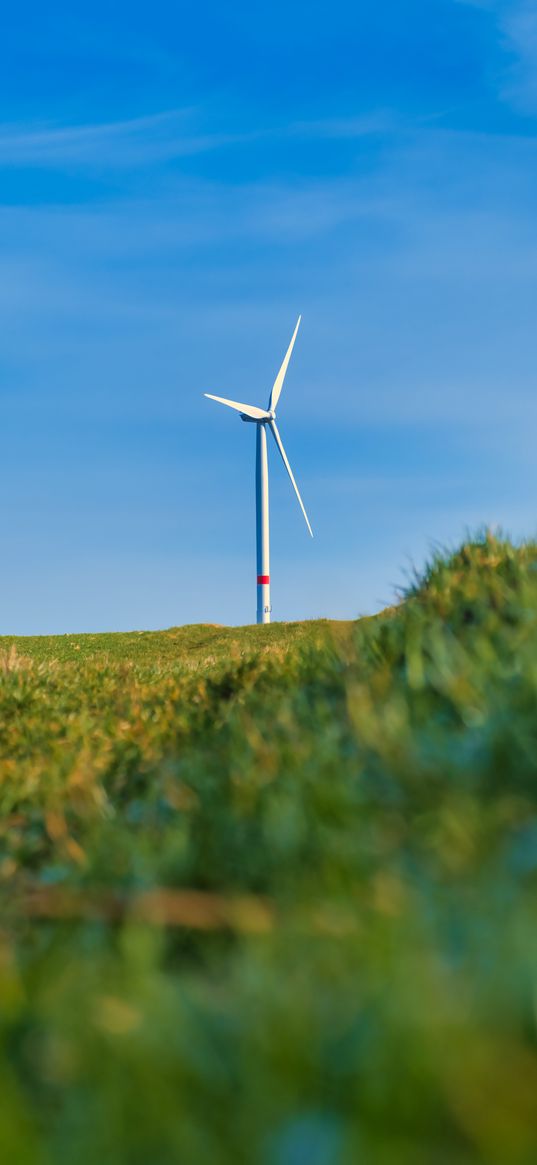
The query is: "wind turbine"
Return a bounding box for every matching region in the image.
[204,316,313,625]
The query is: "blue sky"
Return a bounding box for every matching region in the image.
[2,0,537,631]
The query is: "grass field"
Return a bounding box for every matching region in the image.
[2,532,537,1163]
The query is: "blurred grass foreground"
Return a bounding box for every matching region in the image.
[2,533,537,1162]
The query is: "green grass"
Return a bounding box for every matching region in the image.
[0,617,351,667]
[2,533,537,1162]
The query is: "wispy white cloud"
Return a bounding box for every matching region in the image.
[0,108,393,171]
[284,112,396,140]
[499,1,537,112]
[0,108,260,169]
[458,0,537,114]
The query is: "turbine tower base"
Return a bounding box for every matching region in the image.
[257,576,271,624]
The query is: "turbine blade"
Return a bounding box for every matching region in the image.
[269,316,301,412]
[269,420,313,537]
[204,394,270,421]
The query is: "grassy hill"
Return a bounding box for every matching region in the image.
[2,533,537,1162]
[0,616,354,667]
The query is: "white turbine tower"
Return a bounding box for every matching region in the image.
[204,316,313,624]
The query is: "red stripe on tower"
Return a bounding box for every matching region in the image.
[257,575,270,584]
